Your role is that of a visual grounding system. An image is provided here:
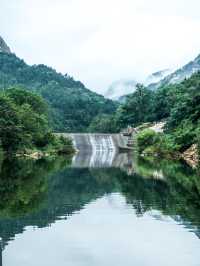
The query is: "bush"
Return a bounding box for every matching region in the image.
[170,120,197,152]
[137,129,178,158]
[35,132,56,148]
[57,136,75,154]
[137,129,159,153]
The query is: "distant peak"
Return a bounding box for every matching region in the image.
[150,69,172,78]
[145,69,173,86]
[194,54,200,62]
[0,36,11,54]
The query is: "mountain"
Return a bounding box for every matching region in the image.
[0,36,11,54]
[106,52,200,101]
[148,54,200,90]
[104,69,172,101]
[145,69,173,86]
[104,79,138,101]
[0,42,117,132]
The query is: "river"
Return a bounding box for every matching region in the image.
[0,151,200,266]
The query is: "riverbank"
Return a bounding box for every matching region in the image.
[135,123,199,168]
[0,88,75,160]
[1,134,75,161]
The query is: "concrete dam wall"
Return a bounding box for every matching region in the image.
[57,133,133,168]
[59,133,129,152]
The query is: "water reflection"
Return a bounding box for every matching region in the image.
[71,149,133,169]
[0,154,199,265]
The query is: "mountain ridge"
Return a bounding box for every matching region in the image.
[148,54,200,90]
[104,69,172,101]
[0,36,11,54]
[0,38,117,132]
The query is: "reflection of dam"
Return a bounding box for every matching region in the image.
[58,133,133,169]
[72,149,133,169]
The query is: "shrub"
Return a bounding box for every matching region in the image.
[57,136,75,154]
[137,129,159,153]
[169,120,196,152]
[137,129,178,158]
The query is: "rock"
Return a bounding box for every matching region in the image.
[149,121,166,133]
[24,151,44,160]
[135,121,166,133]
[182,144,199,168]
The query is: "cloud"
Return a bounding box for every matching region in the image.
[1,0,200,92]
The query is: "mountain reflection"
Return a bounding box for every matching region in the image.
[0,154,199,251]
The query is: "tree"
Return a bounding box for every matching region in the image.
[115,84,154,128]
[0,95,23,152]
[0,88,49,152]
[88,114,118,133]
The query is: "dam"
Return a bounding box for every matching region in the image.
[64,133,131,152]
[57,133,134,169]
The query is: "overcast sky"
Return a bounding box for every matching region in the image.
[1,0,200,93]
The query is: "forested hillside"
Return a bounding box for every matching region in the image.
[96,72,200,158]
[0,52,117,132]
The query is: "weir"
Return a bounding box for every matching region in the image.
[68,134,126,151]
[57,133,134,169]
[59,133,131,152]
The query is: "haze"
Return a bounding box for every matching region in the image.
[1,0,200,93]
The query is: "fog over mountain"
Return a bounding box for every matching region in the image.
[148,54,200,90]
[144,69,173,86]
[104,52,200,100]
[104,69,173,100]
[105,80,138,100]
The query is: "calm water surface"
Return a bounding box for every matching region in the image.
[0,153,200,266]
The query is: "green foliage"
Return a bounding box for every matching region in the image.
[0,88,49,152]
[88,114,118,133]
[112,72,200,156]
[115,84,154,128]
[137,129,178,157]
[0,53,117,132]
[0,94,23,152]
[137,129,159,153]
[0,156,72,218]
[123,157,200,223]
[163,73,200,152]
[5,87,47,114]
[0,87,74,154]
[0,156,200,246]
[168,120,197,152]
[48,135,75,155]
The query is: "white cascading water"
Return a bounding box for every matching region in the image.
[89,134,116,167]
[57,133,133,169]
[68,134,117,168]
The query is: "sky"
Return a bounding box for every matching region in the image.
[1,0,200,93]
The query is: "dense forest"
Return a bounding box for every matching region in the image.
[0,52,117,132]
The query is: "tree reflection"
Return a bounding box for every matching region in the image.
[0,156,199,250]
